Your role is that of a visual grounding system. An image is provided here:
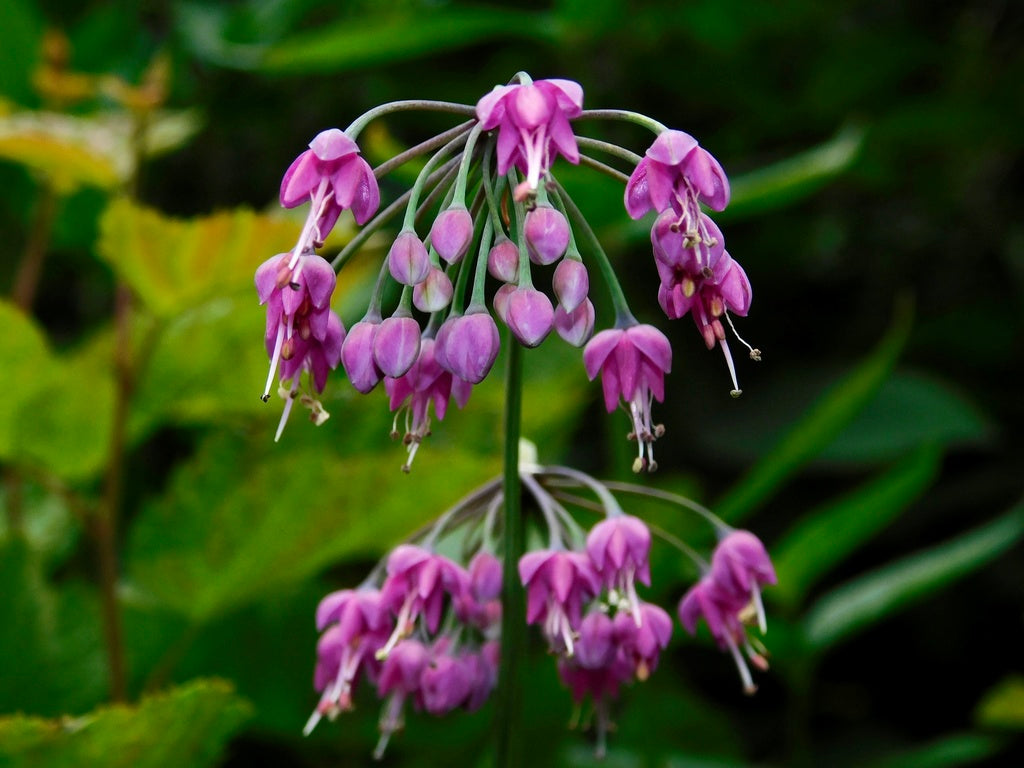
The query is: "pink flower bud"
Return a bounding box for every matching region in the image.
[429,206,474,264]
[487,237,520,283]
[388,231,431,286]
[373,315,421,378]
[440,311,500,384]
[552,258,589,312]
[491,283,516,324]
[505,287,554,347]
[553,298,594,347]
[412,267,453,313]
[525,205,570,265]
[341,319,382,393]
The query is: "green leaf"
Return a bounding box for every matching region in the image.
[125,431,500,623]
[96,199,300,317]
[0,109,202,193]
[817,371,990,463]
[721,123,866,220]
[0,540,107,716]
[771,444,942,608]
[0,679,251,767]
[0,300,53,461]
[802,502,1024,651]
[259,8,558,74]
[0,0,43,104]
[715,301,912,523]
[976,676,1024,730]
[864,733,1004,768]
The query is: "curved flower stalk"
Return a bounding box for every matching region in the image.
[303,461,776,757]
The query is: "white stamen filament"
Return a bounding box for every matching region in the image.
[752,586,767,634]
[719,337,742,397]
[724,311,761,361]
[725,633,757,695]
[262,322,286,401]
[288,177,330,271]
[274,377,300,442]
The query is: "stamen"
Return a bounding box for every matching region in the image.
[725,634,757,695]
[724,311,761,361]
[719,337,742,398]
[274,378,300,442]
[751,586,767,634]
[262,323,286,401]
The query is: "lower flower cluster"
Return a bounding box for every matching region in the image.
[306,464,776,758]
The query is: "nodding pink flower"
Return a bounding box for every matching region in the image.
[525,205,570,265]
[373,314,421,379]
[378,545,470,658]
[505,286,554,347]
[476,78,583,196]
[464,641,501,711]
[455,551,503,630]
[420,645,474,716]
[384,339,472,471]
[518,549,601,657]
[624,129,729,220]
[652,210,755,395]
[710,530,777,632]
[678,547,774,697]
[373,639,430,759]
[305,588,391,736]
[278,129,379,288]
[436,312,501,384]
[256,252,343,439]
[341,318,383,393]
[553,298,595,347]
[429,206,474,264]
[586,515,651,621]
[613,602,672,681]
[583,324,672,473]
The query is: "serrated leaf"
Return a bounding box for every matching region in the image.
[715,302,912,523]
[771,444,942,608]
[259,8,559,74]
[802,503,1024,651]
[97,199,300,317]
[125,431,500,622]
[0,679,251,768]
[0,109,202,192]
[976,676,1024,731]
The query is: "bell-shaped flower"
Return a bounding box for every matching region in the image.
[586,514,651,621]
[518,549,601,657]
[583,324,672,472]
[476,78,583,195]
[612,602,672,680]
[505,286,554,347]
[625,129,729,219]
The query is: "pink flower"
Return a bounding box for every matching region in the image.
[625,129,730,219]
[583,324,672,472]
[612,602,672,681]
[586,514,652,621]
[518,549,600,656]
[476,78,583,196]
[384,339,472,471]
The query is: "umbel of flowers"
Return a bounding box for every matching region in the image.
[255,73,759,473]
[304,458,776,758]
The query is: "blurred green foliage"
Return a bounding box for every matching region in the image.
[0,0,1021,766]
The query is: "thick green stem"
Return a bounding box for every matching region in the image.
[496,339,524,768]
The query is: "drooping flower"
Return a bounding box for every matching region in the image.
[709,529,777,633]
[518,549,601,656]
[384,339,472,471]
[583,324,672,472]
[504,286,555,347]
[586,514,652,621]
[612,601,672,681]
[373,639,430,759]
[476,78,583,196]
[625,129,730,219]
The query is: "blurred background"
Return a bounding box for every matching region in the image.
[1,0,1022,766]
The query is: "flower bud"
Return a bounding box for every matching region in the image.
[525,205,570,265]
[505,287,554,347]
[487,237,520,283]
[341,319,382,393]
[388,230,431,286]
[552,258,589,313]
[491,283,516,324]
[430,206,474,264]
[412,267,453,312]
[441,312,500,384]
[373,315,421,378]
[553,298,595,347]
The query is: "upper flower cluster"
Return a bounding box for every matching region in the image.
[254,76,756,462]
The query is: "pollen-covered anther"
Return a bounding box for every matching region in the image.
[682,277,696,298]
[654,423,666,438]
[750,348,762,362]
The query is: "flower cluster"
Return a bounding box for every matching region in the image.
[255,74,755,469]
[305,463,776,758]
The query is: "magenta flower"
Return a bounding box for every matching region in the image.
[429,206,474,264]
[476,78,583,195]
[373,639,430,759]
[710,530,777,632]
[420,646,474,716]
[487,237,520,283]
[454,551,503,630]
[373,314,421,379]
[525,205,570,265]
[613,602,672,680]
[518,549,601,656]
[378,545,469,658]
[583,324,672,472]
[341,318,383,393]
[586,514,652,621]
[624,129,730,219]
[280,128,380,230]
[553,299,595,348]
[384,339,472,471]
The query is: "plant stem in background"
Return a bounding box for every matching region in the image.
[12,184,57,312]
[496,339,524,767]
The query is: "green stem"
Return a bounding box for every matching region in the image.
[549,180,636,327]
[575,136,643,167]
[344,100,476,141]
[577,153,630,185]
[401,133,471,232]
[577,108,667,134]
[496,338,524,768]
[372,121,474,180]
[467,217,493,311]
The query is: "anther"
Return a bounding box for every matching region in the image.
[749,348,762,362]
[654,424,666,438]
[730,389,743,398]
